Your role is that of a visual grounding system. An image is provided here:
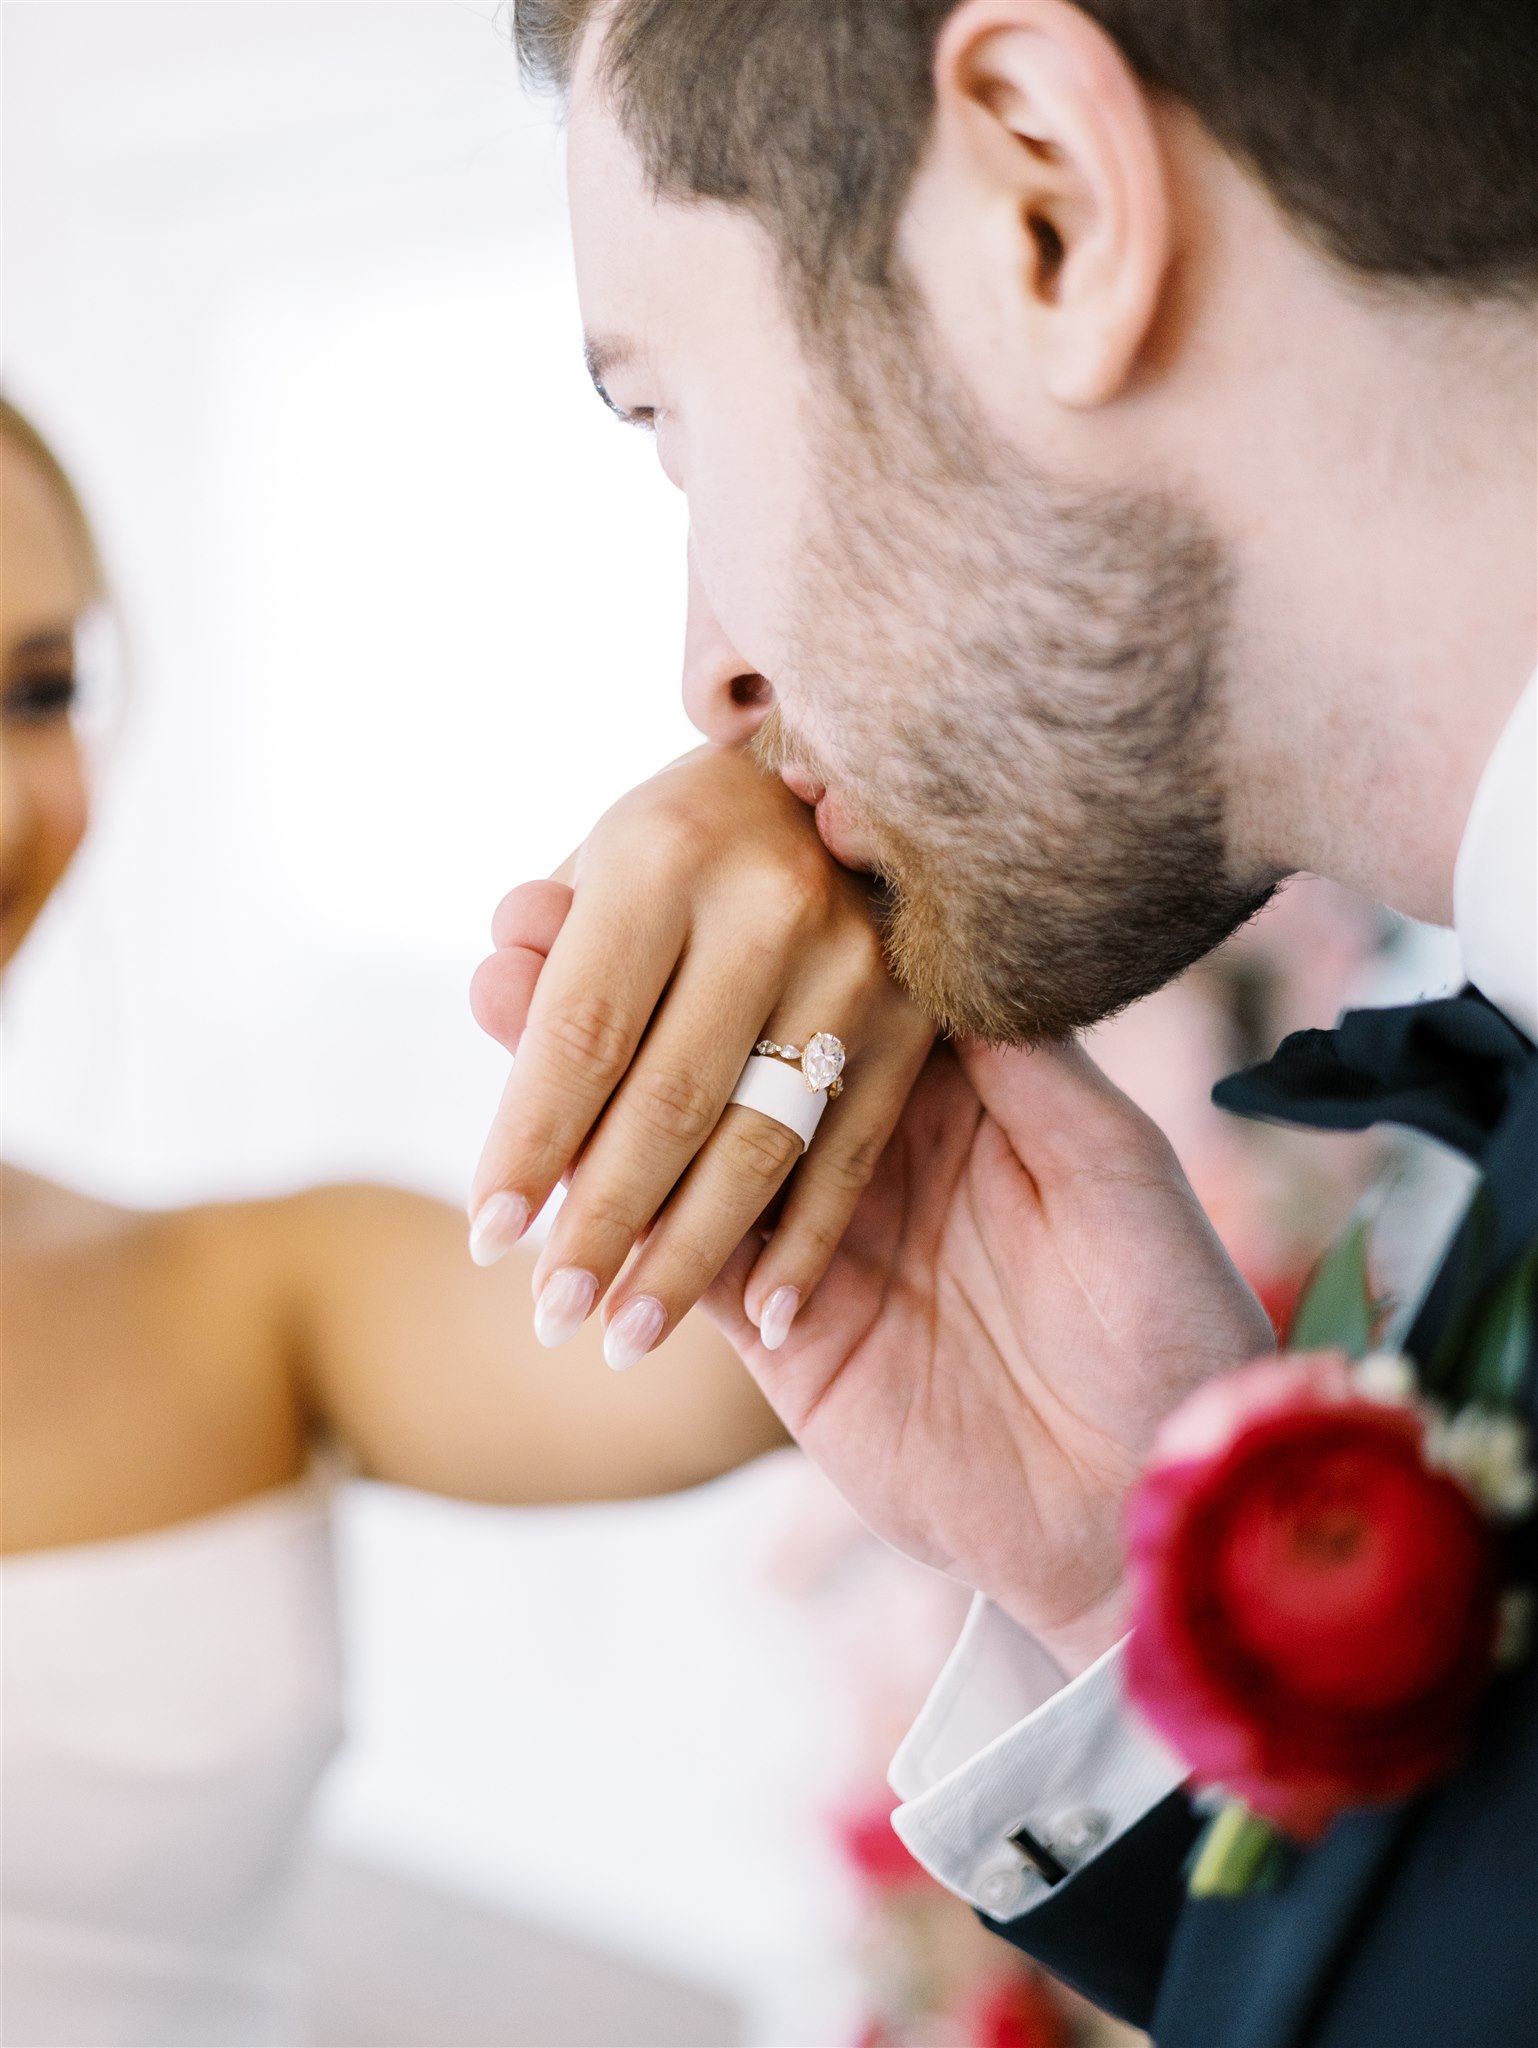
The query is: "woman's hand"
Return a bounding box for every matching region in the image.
[467,745,934,1370]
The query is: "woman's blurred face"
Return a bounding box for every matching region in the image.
[0,435,94,971]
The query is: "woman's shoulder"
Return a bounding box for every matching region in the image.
[1,1161,136,1248]
[0,1170,311,1551]
[2,1161,257,1273]
[4,1154,453,1224]
[2,1163,463,1323]
[0,1167,333,1362]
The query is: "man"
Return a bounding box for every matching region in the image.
[505,2,1536,2039]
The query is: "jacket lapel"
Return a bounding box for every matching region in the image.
[1153,1804,1409,2048]
[1156,1055,1538,2048]
[1405,1050,1538,1408]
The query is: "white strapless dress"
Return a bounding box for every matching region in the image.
[1,1469,343,2047]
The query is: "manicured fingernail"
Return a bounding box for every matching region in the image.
[759,1286,800,1352]
[604,1295,666,1372]
[534,1267,598,1348]
[468,1192,529,1267]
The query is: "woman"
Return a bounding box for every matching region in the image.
[0,396,918,2047]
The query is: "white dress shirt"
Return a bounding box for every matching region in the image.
[890,671,1537,1920]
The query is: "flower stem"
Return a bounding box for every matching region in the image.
[1187,1802,1286,1898]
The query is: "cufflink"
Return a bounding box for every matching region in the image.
[1005,1821,1069,1887]
[1004,1806,1111,1890]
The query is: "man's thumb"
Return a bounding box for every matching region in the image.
[956,1036,1157,1163]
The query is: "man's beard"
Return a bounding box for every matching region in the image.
[757,317,1278,1045]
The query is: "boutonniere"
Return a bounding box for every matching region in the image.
[1122,1225,1537,1899]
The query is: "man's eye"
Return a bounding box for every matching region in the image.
[594,381,658,433]
[4,673,79,724]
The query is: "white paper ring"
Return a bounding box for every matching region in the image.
[728,1053,830,1153]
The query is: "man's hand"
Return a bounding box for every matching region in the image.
[706,1037,1276,1677]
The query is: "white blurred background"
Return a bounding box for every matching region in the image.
[1,5,873,2040]
[4,12,1467,2046]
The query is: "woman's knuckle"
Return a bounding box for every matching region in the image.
[819,1131,885,1196]
[791,1213,844,1267]
[543,993,632,1079]
[616,798,704,875]
[772,860,824,925]
[744,853,828,938]
[637,1066,720,1147]
[567,1184,645,1244]
[647,1244,713,1303]
[729,872,790,944]
[787,851,842,925]
[724,1112,802,1183]
[845,915,889,982]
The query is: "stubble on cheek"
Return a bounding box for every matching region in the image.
[784,480,1275,1042]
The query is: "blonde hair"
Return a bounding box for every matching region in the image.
[0,394,108,602]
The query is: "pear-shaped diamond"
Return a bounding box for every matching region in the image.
[802,1033,846,1092]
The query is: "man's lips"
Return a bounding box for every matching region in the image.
[779,763,824,807]
[777,764,876,870]
[813,791,877,872]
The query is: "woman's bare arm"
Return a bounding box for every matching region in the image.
[273,1182,788,1503]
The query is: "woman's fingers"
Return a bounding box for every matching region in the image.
[599,1010,931,1367]
[489,876,575,957]
[595,1104,806,1368]
[465,749,931,1329]
[466,860,691,1247]
[740,1016,934,1348]
[536,943,926,1369]
[471,881,575,1054]
[527,945,795,1333]
[469,948,539,1054]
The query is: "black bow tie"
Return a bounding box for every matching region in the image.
[1212,988,1534,1164]
[1215,989,1537,1388]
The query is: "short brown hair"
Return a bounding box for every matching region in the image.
[515,0,1537,301]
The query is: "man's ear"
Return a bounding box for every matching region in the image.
[926,0,1171,408]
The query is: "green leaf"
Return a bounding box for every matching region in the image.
[1425,1188,1499,1401]
[1289,1218,1377,1357]
[1187,1801,1287,1899]
[1461,1242,1538,1413]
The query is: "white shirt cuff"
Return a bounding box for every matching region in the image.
[889,1595,1187,1922]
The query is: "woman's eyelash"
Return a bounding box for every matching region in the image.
[4,673,80,722]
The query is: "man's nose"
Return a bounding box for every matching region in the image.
[681,543,773,745]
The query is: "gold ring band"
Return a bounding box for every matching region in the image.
[752,1033,846,1097]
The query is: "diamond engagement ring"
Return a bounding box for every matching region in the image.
[728,1032,848,1152]
[752,1033,847,1098]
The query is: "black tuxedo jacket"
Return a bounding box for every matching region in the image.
[990,1041,1538,2048]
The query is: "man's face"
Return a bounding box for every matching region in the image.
[567,61,1275,1042]
[567,67,815,721]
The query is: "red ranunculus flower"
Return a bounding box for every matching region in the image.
[833,1794,931,1892]
[1125,1352,1504,1840]
[967,1972,1070,2048]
